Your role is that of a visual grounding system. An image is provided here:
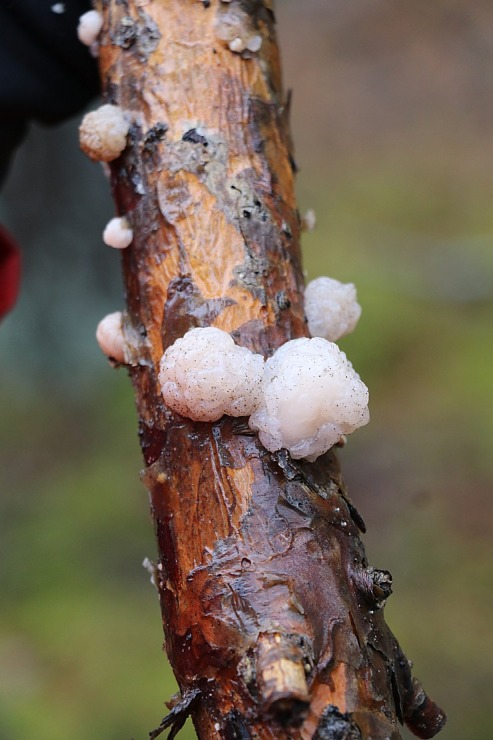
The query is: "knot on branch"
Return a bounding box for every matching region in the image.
[353,567,393,610]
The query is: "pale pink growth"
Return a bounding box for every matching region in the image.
[229,37,246,53]
[249,337,369,461]
[79,104,129,162]
[77,10,103,46]
[103,217,133,249]
[246,35,262,53]
[302,209,316,232]
[96,311,125,363]
[216,4,261,55]
[159,327,264,422]
[305,276,361,342]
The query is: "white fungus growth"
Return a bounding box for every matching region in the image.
[304,276,362,342]
[246,34,263,52]
[248,337,369,461]
[96,311,126,363]
[103,217,133,249]
[228,34,262,53]
[77,10,103,46]
[301,208,316,232]
[159,327,264,422]
[216,4,262,55]
[228,34,262,54]
[79,104,129,162]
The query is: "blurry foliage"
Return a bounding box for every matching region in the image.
[1,1,493,738]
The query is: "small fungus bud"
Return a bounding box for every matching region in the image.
[159,327,264,422]
[249,337,369,461]
[301,209,316,232]
[77,10,103,46]
[228,34,262,54]
[79,104,129,162]
[304,276,361,342]
[96,311,125,363]
[216,4,261,55]
[246,35,262,53]
[103,217,133,249]
[229,37,246,53]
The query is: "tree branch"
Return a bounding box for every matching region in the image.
[92,1,446,737]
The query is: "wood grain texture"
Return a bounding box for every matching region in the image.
[95,1,446,737]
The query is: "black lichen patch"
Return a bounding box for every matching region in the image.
[314,705,362,740]
[110,8,160,62]
[143,122,169,154]
[223,710,252,739]
[182,128,209,146]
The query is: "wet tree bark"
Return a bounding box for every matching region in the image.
[95,1,446,738]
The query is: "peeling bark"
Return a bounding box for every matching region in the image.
[94,1,446,737]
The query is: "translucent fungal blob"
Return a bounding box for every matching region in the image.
[96,311,125,363]
[159,327,264,422]
[103,217,133,249]
[79,104,129,163]
[77,10,103,46]
[304,276,361,342]
[249,337,369,461]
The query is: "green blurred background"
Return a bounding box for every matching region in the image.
[1,1,492,738]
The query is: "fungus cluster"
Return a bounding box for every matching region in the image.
[79,104,129,162]
[215,4,262,54]
[157,326,369,461]
[96,273,367,461]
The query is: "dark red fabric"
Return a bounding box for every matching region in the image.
[0,225,21,319]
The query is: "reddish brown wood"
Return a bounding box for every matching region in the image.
[94,1,446,737]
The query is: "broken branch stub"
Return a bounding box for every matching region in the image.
[94,1,446,738]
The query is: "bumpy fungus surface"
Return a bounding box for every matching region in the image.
[249,337,369,461]
[96,311,125,363]
[159,327,264,422]
[79,104,129,162]
[305,276,361,342]
[103,216,133,249]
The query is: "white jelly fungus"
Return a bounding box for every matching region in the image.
[301,209,316,232]
[103,217,133,249]
[229,34,262,53]
[96,311,126,363]
[79,104,129,162]
[304,276,361,342]
[159,327,264,422]
[77,10,103,46]
[216,4,262,55]
[248,337,369,461]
